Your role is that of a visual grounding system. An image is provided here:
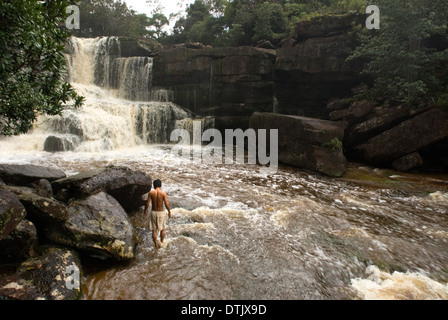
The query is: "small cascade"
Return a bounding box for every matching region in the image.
[93,37,121,88]
[151,89,175,102]
[112,57,153,101]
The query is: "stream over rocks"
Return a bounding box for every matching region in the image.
[1,36,447,300]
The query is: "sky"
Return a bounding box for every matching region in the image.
[124,0,194,19]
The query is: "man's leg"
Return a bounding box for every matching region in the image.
[160,229,166,244]
[152,229,159,248]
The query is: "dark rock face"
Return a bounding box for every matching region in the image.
[0,188,27,240]
[153,46,277,129]
[344,103,411,147]
[353,108,448,167]
[118,37,161,57]
[249,112,347,177]
[0,164,66,186]
[275,14,366,118]
[391,152,424,172]
[52,166,152,212]
[151,13,365,124]
[294,14,366,41]
[0,219,37,263]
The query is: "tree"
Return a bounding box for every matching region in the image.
[0,0,84,136]
[349,0,448,108]
[252,2,287,44]
[74,0,151,38]
[147,13,169,39]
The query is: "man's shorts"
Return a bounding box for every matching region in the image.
[149,210,167,231]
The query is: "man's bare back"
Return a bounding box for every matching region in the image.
[148,188,171,216]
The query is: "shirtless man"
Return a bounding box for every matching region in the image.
[144,179,171,249]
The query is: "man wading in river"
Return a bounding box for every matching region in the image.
[144,179,172,249]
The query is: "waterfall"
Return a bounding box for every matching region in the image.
[3,37,196,153]
[112,57,153,101]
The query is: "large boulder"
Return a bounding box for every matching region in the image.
[0,246,82,300]
[354,108,448,166]
[249,112,347,177]
[329,100,376,126]
[0,164,66,186]
[344,103,411,147]
[0,188,27,240]
[6,186,69,224]
[52,166,152,212]
[46,192,136,261]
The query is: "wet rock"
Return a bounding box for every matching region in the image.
[0,164,66,186]
[391,152,424,172]
[35,179,53,198]
[0,188,27,240]
[46,192,135,261]
[355,108,448,166]
[6,186,69,224]
[44,135,80,153]
[345,104,410,147]
[0,219,38,264]
[326,98,350,112]
[0,246,82,300]
[52,166,152,212]
[329,100,375,125]
[249,112,347,177]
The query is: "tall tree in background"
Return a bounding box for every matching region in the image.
[0,0,84,136]
[147,13,169,39]
[349,0,448,107]
[74,0,152,38]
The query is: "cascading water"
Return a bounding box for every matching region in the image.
[0,38,447,301]
[1,37,193,153]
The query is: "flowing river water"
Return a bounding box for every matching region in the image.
[1,37,447,300]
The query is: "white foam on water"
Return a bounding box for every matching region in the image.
[428,191,448,203]
[351,265,448,300]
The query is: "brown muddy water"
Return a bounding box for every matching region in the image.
[1,147,447,300]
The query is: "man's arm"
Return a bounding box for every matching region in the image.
[143,192,152,217]
[164,193,171,218]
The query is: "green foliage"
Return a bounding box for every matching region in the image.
[73,0,169,39]
[252,2,288,43]
[0,0,84,136]
[322,138,343,152]
[348,0,448,108]
[159,0,369,47]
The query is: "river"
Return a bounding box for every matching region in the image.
[0,146,447,300]
[0,37,447,300]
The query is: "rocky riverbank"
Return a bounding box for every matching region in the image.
[0,164,152,300]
